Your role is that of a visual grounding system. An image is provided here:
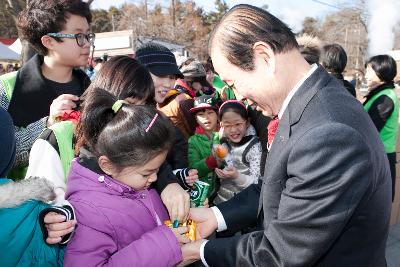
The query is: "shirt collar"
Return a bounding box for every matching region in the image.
[278,64,318,119]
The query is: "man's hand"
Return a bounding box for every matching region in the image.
[48,94,79,126]
[161,183,190,222]
[171,226,191,246]
[189,207,217,239]
[44,212,76,244]
[177,240,204,267]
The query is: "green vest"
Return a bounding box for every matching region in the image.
[0,72,75,180]
[49,121,76,179]
[364,88,399,153]
[0,71,17,103]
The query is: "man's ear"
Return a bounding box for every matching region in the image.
[252,41,276,75]
[98,155,115,176]
[41,35,56,51]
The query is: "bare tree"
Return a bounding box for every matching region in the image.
[320,7,368,74]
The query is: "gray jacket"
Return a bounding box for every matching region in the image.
[204,66,391,267]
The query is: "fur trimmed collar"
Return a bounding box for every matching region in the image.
[0,177,56,208]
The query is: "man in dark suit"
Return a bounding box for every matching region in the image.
[179,4,392,267]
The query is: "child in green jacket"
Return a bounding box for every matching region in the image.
[188,95,220,201]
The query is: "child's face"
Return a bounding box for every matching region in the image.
[46,14,91,67]
[221,110,248,143]
[151,73,176,104]
[110,151,168,191]
[195,109,218,133]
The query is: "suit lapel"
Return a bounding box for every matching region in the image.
[257,66,332,216]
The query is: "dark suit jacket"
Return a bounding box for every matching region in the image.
[204,66,392,266]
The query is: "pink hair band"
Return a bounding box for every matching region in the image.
[218,100,247,114]
[145,113,159,132]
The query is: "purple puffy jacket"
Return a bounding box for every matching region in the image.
[64,159,182,267]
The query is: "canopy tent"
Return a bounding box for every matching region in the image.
[0,42,20,61]
[9,38,21,55]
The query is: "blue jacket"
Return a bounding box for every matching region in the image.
[0,178,64,267]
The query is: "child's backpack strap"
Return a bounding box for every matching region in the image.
[242,136,260,167]
[0,71,18,102]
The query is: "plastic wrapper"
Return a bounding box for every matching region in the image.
[164,219,196,241]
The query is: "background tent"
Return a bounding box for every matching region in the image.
[8,39,21,55]
[0,42,20,61]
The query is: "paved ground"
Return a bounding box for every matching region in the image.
[387,223,400,267]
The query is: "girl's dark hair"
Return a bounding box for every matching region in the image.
[89,56,155,106]
[17,0,92,55]
[78,88,175,169]
[75,56,156,153]
[219,101,248,121]
[366,55,397,83]
[209,4,298,71]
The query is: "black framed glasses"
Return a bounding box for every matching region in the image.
[47,32,95,47]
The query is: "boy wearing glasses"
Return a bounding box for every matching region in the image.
[0,0,92,177]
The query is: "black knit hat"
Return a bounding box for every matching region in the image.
[135,42,184,79]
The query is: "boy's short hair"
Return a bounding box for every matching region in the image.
[17,0,92,55]
[320,44,348,74]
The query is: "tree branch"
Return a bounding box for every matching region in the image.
[6,0,23,20]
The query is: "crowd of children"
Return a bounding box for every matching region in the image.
[1,0,398,266]
[0,0,268,266]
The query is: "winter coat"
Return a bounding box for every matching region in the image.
[64,159,182,267]
[0,177,64,267]
[188,127,220,197]
[0,54,89,169]
[214,126,263,204]
[158,89,196,139]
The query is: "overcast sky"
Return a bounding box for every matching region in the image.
[91,0,355,32]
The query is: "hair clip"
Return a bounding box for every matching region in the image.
[112,100,127,113]
[145,113,159,132]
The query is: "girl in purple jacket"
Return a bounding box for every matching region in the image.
[64,88,189,266]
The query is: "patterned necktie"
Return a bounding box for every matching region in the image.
[267,117,279,150]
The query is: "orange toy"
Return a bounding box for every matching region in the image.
[215,144,228,158]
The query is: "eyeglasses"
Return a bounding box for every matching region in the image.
[47,32,95,47]
[221,121,247,130]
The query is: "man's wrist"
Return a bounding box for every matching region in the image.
[210,206,227,232]
[200,240,210,267]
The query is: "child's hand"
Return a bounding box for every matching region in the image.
[185,169,198,187]
[171,226,191,245]
[48,94,79,126]
[203,198,209,207]
[215,166,239,179]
